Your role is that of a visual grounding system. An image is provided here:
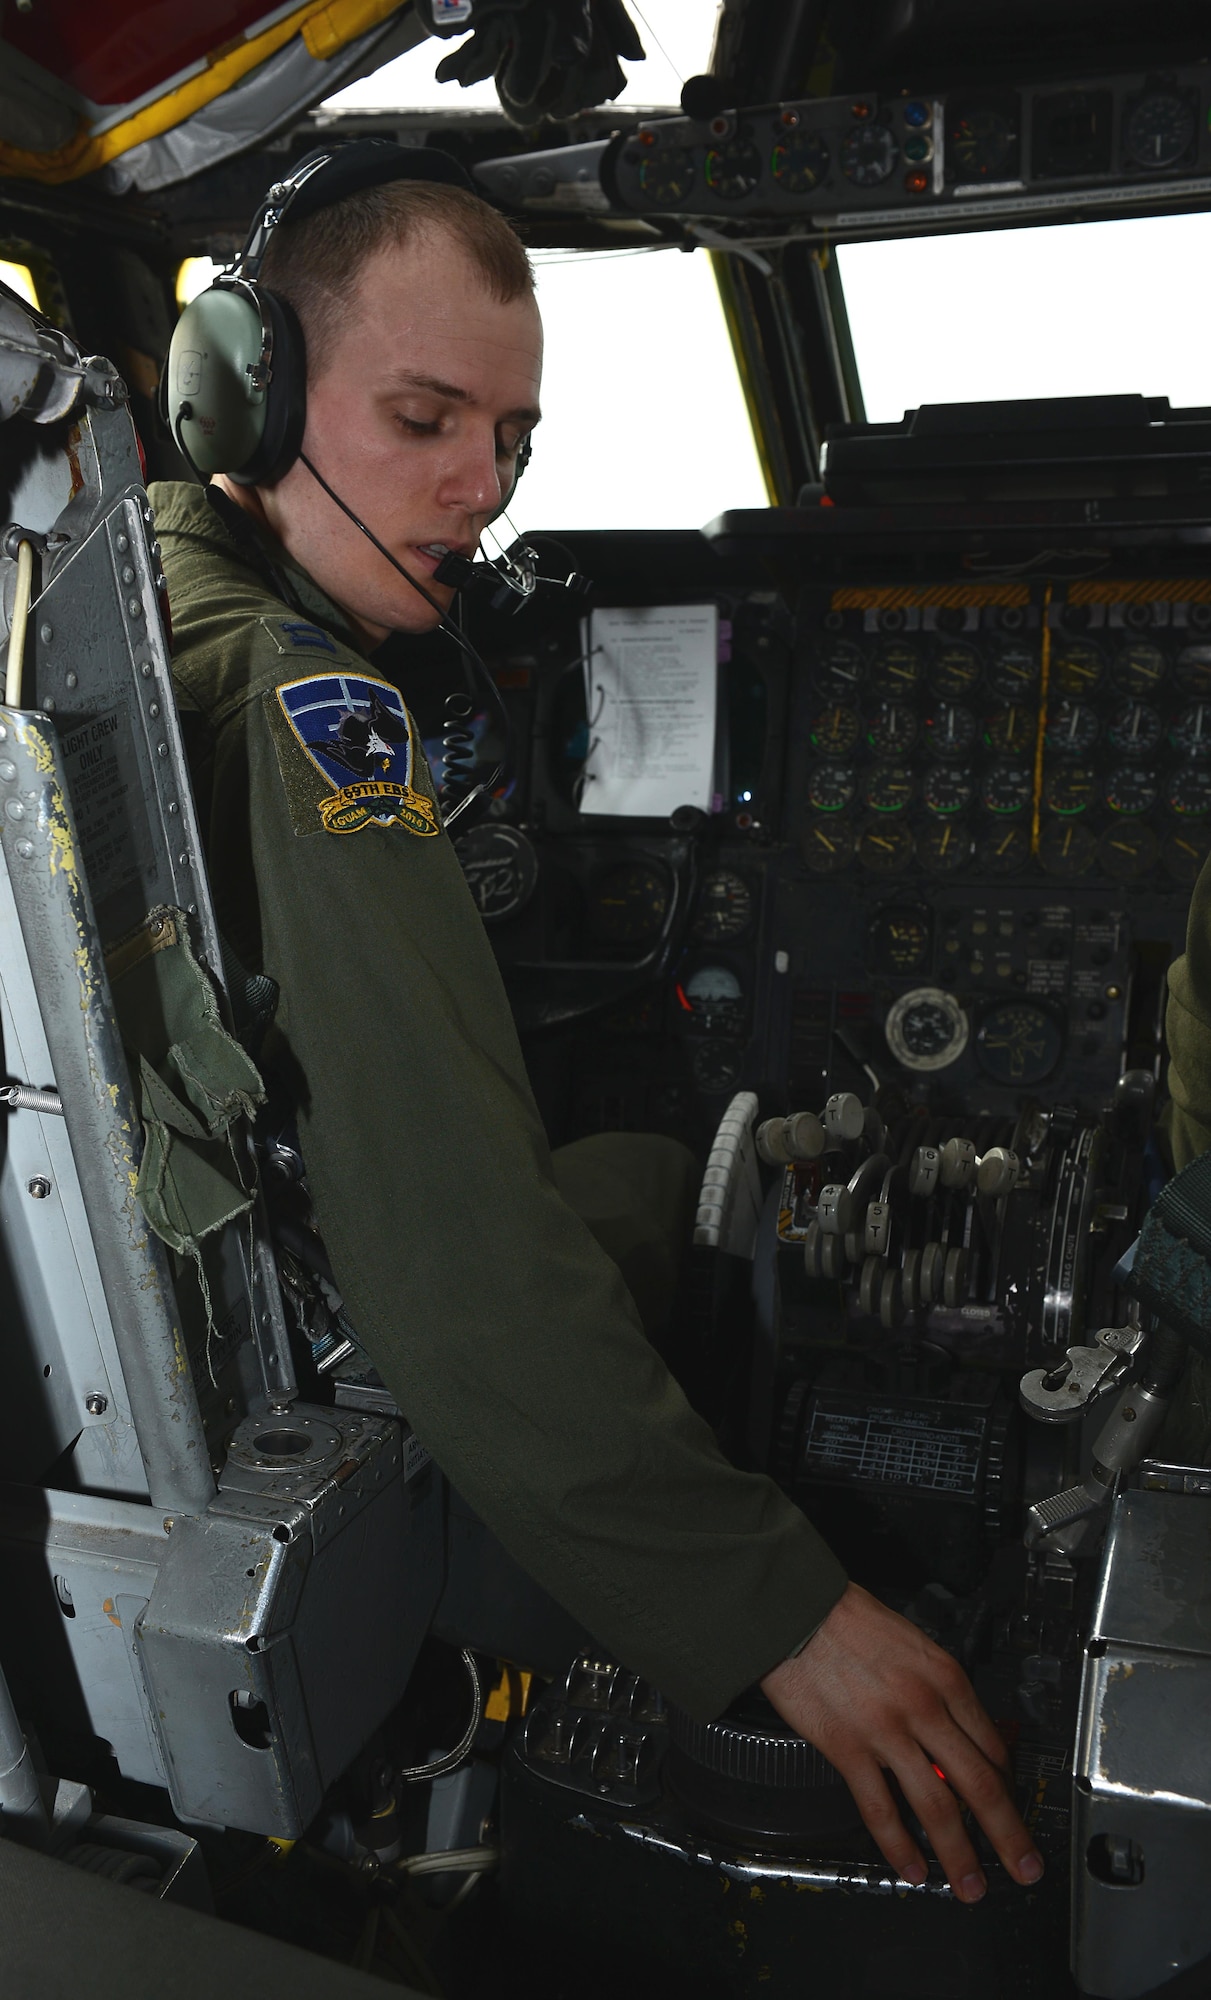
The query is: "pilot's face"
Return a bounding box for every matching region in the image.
[257,231,543,647]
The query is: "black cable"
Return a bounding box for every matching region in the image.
[298,451,512,826]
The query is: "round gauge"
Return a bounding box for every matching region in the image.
[802,821,852,874]
[1169,701,1211,757]
[978,822,1030,876]
[986,641,1039,699]
[1045,697,1099,757]
[705,137,763,200]
[1168,765,1211,818]
[1112,641,1167,696]
[1105,699,1163,757]
[983,705,1033,757]
[1163,826,1211,886]
[1099,823,1159,883]
[1044,762,1097,815]
[679,963,744,1029]
[810,703,861,757]
[453,823,539,925]
[1039,819,1097,878]
[1175,645,1211,695]
[692,1040,744,1094]
[590,860,671,945]
[885,987,970,1073]
[638,146,696,204]
[771,129,830,192]
[930,642,982,700]
[922,764,975,816]
[692,869,753,942]
[1124,91,1196,170]
[1052,641,1105,696]
[948,102,1018,180]
[1104,764,1159,816]
[918,819,972,875]
[841,120,899,186]
[975,1003,1063,1086]
[924,702,977,759]
[857,818,913,874]
[869,641,921,696]
[864,763,914,814]
[814,637,866,699]
[866,700,919,758]
[981,762,1033,815]
[808,762,856,813]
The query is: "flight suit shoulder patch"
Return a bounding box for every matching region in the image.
[265,670,442,841]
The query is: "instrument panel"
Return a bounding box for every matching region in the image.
[792,579,1211,891]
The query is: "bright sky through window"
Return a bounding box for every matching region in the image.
[838,211,1211,422]
[323,0,719,111]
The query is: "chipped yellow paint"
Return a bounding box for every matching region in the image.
[102,1598,122,1627]
[729,1920,748,1941]
[748,1884,766,1903]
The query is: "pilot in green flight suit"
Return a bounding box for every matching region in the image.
[153,144,1042,1905]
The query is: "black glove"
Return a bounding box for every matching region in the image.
[422,0,645,125]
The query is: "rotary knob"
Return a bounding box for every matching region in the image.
[757,1110,827,1166]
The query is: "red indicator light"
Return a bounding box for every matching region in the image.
[675,983,693,1013]
[905,169,929,194]
[638,128,656,146]
[931,1763,949,1784]
[852,101,873,120]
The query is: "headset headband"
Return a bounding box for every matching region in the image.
[229,141,480,285]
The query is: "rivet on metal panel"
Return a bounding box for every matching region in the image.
[121,567,135,586]
[127,599,142,618]
[157,743,167,757]
[115,534,129,554]
[39,624,52,644]
[26,1177,51,1199]
[14,839,32,859]
[149,702,159,718]
[5,799,25,821]
[85,1393,108,1416]
[167,801,178,814]
[65,673,77,688]
[141,663,152,678]
[0,760,15,781]
[178,853,188,867]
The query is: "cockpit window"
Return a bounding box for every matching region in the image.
[323,0,720,112]
[512,247,769,531]
[0,259,40,310]
[836,211,1211,421]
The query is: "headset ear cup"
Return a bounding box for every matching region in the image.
[231,290,307,486]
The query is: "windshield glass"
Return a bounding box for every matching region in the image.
[837,211,1211,422]
[324,0,719,112]
[511,247,767,532]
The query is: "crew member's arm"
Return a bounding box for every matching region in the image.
[1167,847,1211,1170]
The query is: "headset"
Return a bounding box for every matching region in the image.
[163,137,531,510]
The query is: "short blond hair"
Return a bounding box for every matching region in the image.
[261,178,534,375]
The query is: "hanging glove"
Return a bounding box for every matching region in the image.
[417,0,645,125]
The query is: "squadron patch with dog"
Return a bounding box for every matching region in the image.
[276,673,440,837]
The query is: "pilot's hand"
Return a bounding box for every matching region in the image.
[759,1582,1043,1904]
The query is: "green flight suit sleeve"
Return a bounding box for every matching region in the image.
[1166,846,1211,1173]
[153,491,848,1720]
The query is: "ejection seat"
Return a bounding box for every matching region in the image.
[0,282,443,1843]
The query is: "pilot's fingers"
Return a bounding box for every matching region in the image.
[890,1745,991,1902]
[909,1714,1043,1893]
[827,1753,929,1890]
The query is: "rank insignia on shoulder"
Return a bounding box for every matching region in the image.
[259,616,338,655]
[277,673,440,837]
